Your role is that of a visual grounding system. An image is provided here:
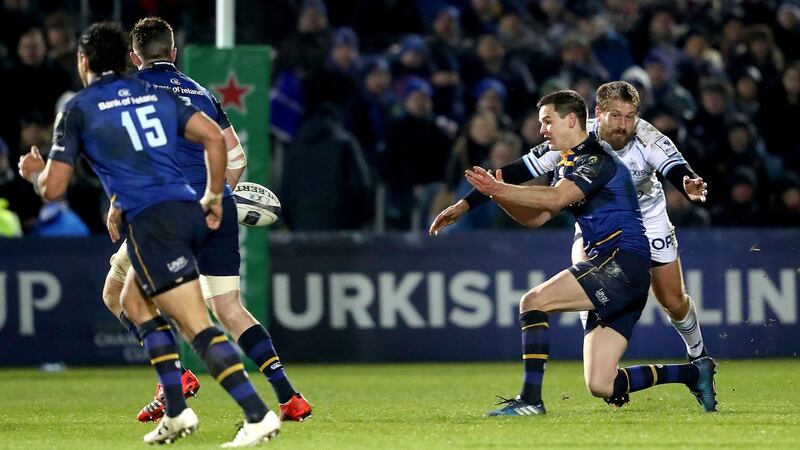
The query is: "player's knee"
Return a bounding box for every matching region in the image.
[209,290,243,319]
[102,277,124,315]
[661,292,689,318]
[520,288,551,313]
[585,376,614,398]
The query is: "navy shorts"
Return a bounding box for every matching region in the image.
[568,249,651,341]
[126,201,208,296]
[197,196,240,276]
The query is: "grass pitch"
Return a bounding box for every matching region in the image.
[0,360,797,449]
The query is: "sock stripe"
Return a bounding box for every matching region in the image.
[211,335,229,345]
[150,353,179,365]
[216,363,245,383]
[621,368,631,393]
[522,353,548,360]
[649,365,658,386]
[259,356,280,372]
[521,322,549,330]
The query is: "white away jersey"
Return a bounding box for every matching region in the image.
[521,118,687,224]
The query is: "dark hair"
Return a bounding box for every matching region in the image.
[536,89,587,130]
[596,81,640,112]
[78,22,129,75]
[130,17,174,61]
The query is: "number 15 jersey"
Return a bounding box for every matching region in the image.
[49,73,199,220]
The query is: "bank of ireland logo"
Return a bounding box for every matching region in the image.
[213,71,254,114]
[595,288,609,305]
[170,78,180,85]
[117,88,130,97]
[167,256,189,273]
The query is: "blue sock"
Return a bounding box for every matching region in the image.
[612,363,700,396]
[119,311,142,344]
[519,310,549,405]
[238,325,296,403]
[193,327,268,423]
[139,317,185,417]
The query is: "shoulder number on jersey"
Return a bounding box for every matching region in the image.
[120,105,168,151]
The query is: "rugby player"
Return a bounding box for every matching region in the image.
[19,22,280,446]
[102,17,310,424]
[432,81,712,407]
[462,90,717,415]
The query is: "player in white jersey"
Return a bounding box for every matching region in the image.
[431,81,711,407]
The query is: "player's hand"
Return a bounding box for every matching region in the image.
[465,166,506,198]
[106,196,122,243]
[429,199,469,235]
[683,175,707,203]
[17,145,46,182]
[200,190,223,230]
[204,203,222,230]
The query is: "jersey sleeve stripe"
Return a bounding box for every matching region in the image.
[522,153,545,177]
[658,157,686,175]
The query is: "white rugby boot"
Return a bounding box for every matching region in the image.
[143,407,199,445]
[221,410,281,448]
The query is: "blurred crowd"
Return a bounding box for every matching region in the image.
[1,0,799,237]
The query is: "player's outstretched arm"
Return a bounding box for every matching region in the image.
[465,166,583,213]
[429,156,542,235]
[491,170,553,227]
[184,111,226,229]
[18,145,73,202]
[223,126,246,189]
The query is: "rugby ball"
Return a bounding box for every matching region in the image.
[233,182,281,227]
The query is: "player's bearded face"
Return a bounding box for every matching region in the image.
[597,100,637,150]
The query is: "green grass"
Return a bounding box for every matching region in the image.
[0,360,798,449]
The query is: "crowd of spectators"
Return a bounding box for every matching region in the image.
[1,0,799,236]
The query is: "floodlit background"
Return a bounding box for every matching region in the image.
[0,1,798,447]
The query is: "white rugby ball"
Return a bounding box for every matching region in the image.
[233,182,281,227]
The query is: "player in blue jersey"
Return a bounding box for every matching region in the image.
[99,17,310,424]
[18,22,280,446]
[432,81,716,411]
[461,90,716,416]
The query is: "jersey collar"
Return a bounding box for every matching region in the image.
[571,131,599,154]
[141,60,177,71]
[96,71,121,84]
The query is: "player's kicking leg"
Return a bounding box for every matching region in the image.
[202,276,312,422]
[102,244,200,423]
[486,269,590,416]
[485,249,716,417]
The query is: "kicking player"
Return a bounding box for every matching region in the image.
[101,17,310,424]
[461,90,716,415]
[19,22,279,446]
[432,81,711,407]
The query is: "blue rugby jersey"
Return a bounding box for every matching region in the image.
[133,61,233,198]
[49,72,199,219]
[552,132,650,260]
